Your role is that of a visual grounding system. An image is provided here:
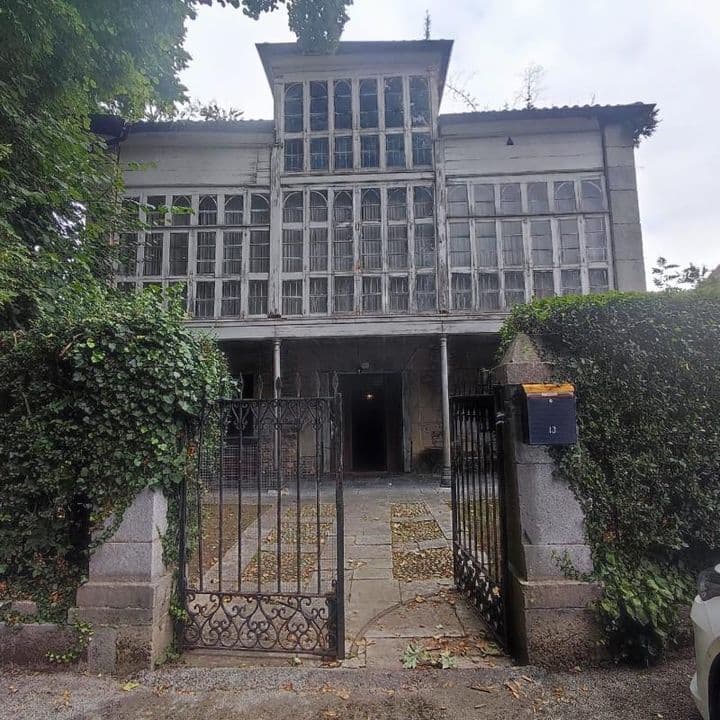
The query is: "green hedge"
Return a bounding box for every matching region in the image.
[0,285,229,619]
[502,290,720,662]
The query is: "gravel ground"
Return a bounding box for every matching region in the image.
[0,647,701,720]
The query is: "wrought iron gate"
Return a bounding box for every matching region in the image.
[450,388,508,647]
[178,384,344,658]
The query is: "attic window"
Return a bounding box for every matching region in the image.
[359,79,378,129]
[224,195,244,225]
[384,77,404,128]
[198,195,217,226]
[309,81,328,131]
[334,80,352,130]
[554,181,577,212]
[171,195,191,226]
[284,83,303,133]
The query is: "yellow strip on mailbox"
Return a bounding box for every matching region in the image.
[522,383,575,397]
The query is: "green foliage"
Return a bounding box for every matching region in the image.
[0,284,230,613]
[46,621,94,664]
[502,290,720,662]
[401,643,458,669]
[652,256,708,289]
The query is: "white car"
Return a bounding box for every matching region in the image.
[691,564,720,719]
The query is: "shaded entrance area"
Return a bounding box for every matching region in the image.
[340,373,403,473]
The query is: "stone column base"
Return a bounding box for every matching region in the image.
[509,572,604,667]
[70,573,174,675]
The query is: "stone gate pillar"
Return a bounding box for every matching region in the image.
[70,489,174,674]
[494,334,602,666]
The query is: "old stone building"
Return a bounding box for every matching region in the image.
[112,39,653,480]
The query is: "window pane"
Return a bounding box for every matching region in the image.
[249,229,270,272]
[283,191,303,224]
[414,224,435,268]
[413,186,434,219]
[554,181,577,212]
[415,273,436,311]
[169,233,188,275]
[309,277,328,313]
[118,233,137,275]
[171,195,191,226]
[476,221,497,267]
[447,185,469,217]
[478,272,500,310]
[501,220,524,266]
[449,222,471,267]
[504,271,526,307]
[309,227,328,271]
[533,270,554,298]
[527,182,549,213]
[198,195,217,226]
[224,195,244,225]
[388,224,408,269]
[473,184,495,216]
[334,136,353,170]
[389,276,409,312]
[361,188,381,221]
[361,135,380,168]
[581,180,604,211]
[143,232,163,275]
[500,183,522,214]
[589,268,609,293]
[362,276,382,312]
[387,188,407,221]
[284,83,303,133]
[410,76,430,126]
[361,224,381,270]
[412,133,432,166]
[194,281,215,318]
[282,279,303,315]
[334,80,352,130]
[221,280,241,317]
[310,137,329,170]
[146,195,165,227]
[309,190,328,223]
[309,80,328,131]
[359,79,378,128]
[333,225,353,271]
[384,76,404,128]
[196,231,216,275]
[248,279,268,315]
[386,133,405,167]
[561,269,581,295]
[333,190,353,223]
[451,273,472,310]
[585,217,607,262]
[250,194,269,225]
[560,219,580,264]
[282,228,303,272]
[284,138,304,172]
[333,276,354,312]
[223,231,242,275]
[530,219,553,266]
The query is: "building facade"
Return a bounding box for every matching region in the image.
[113,40,653,478]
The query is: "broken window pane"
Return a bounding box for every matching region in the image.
[530,219,553,266]
[309,81,328,131]
[334,80,352,130]
[284,83,303,133]
[282,279,303,315]
[361,135,380,168]
[410,76,431,126]
[386,133,405,167]
[359,78,378,128]
[282,228,303,272]
[248,279,268,315]
[223,231,242,275]
[196,231,216,275]
[169,233,188,275]
[415,273,436,311]
[384,77,404,128]
[501,220,524,266]
[362,275,382,313]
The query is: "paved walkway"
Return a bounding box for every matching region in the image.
[342,475,504,669]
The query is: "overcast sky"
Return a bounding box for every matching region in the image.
[180,0,720,283]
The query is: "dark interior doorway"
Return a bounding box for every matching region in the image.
[340,373,402,472]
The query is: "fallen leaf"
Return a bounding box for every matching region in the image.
[121,681,140,692]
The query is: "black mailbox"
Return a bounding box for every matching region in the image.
[522,383,577,446]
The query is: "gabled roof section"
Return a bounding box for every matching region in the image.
[257,40,454,102]
[440,102,658,145]
[127,119,275,134]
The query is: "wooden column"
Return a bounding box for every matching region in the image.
[440,333,451,487]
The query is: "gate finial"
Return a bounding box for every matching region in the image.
[257,372,264,399]
[275,375,283,397]
[295,371,302,398]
